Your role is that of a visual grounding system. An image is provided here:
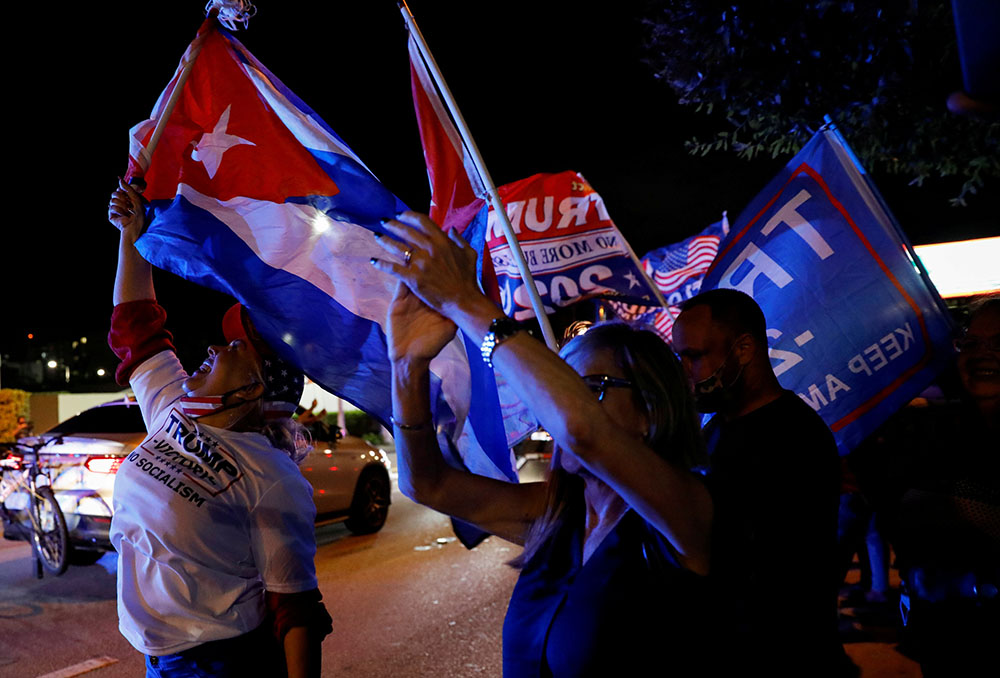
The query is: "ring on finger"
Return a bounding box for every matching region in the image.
[403,249,413,265]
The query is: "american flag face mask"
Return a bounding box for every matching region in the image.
[178,386,262,419]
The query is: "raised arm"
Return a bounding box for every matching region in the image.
[387,281,546,544]
[374,214,711,573]
[108,178,154,305]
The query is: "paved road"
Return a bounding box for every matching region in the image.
[0,475,920,678]
[0,483,517,678]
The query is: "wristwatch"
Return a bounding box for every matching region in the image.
[481,317,521,368]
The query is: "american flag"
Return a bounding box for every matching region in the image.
[609,216,729,341]
[609,300,682,340]
[647,232,722,296]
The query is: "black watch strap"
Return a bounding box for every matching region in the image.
[480,317,521,368]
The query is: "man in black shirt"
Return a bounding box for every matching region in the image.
[672,289,850,676]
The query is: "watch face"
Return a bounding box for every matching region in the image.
[482,317,521,367]
[490,317,519,340]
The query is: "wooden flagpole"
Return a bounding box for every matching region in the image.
[399,1,560,351]
[134,15,216,174]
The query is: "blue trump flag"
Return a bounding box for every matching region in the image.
[125,17,518,508]
[702,126,954,455]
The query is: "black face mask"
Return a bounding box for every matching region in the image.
[692,344,745,413]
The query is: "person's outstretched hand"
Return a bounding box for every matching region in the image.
[108,178,145,242]
[372,211,480,319]
[386,281,457,364]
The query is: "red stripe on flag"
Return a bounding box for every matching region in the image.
[408,36,484,231]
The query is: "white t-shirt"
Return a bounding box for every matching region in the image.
[111,351,317,656]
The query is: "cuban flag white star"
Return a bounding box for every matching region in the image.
[191,105,256,179]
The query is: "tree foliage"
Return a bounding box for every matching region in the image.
[0,389,30,443]
[641,0,999,205]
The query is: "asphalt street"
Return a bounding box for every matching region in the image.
[0,479,517,678]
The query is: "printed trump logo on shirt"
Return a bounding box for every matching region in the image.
[134,409,245,499]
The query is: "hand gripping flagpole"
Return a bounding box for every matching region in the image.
[399,1,560,351]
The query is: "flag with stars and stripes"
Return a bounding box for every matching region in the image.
[609,218,729,341]
[645,220,727,298]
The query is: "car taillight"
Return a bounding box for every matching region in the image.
[1,454,23,470]
[85,457,122,474]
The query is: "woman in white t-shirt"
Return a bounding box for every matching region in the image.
[107,178,331,678]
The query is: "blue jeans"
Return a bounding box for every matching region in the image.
[837,491,889,594]
[145,652,238,678]
[144,626,283,678]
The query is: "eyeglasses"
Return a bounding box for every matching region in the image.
[953,336,1000,353]
[581,374,635,402]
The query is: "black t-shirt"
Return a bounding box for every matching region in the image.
[704,390,843,668]
[877,401,1000,580]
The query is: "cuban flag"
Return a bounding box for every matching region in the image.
[408,32,486,232]
[126,16,517,495]
[407,25,538,469]
[702,126,954,455]
[610,218,729,340]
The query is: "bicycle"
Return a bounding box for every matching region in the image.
[1,436,70,577]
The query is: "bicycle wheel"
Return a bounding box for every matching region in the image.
[29,485,69,575]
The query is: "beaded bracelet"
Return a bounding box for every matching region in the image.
[390,415,431,431]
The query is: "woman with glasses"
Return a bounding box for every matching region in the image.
[372,212,713,677]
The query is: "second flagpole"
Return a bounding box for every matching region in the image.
[399,1,560,351]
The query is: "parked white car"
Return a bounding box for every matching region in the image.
[2,398,392,564]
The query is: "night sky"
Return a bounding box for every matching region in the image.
[4,1,997,384]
